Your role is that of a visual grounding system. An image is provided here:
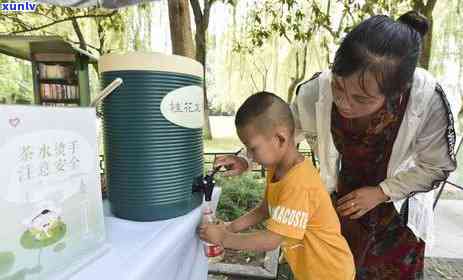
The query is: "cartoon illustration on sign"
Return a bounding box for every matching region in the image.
[20,203,67,249]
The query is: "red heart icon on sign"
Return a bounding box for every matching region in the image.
[9,118,20,128]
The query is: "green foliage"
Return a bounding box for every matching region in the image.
[0,3,131,55]
[230,0,421,102]
[0,55,33,103]
[215,173,265,222]
[0,0,461,119]
[239,250,258,261]
[430,0,463,79]
[236,0,411,56]
[0,2,153,100]
[209,102,236,116]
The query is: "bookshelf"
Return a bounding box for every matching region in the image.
[0,36,96,107]
[32,53,87,107]
[37,62,80,106]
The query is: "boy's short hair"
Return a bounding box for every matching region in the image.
[235,91,295,136]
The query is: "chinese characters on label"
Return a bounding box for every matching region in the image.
[17,141,81,183]
[169,101,202,113]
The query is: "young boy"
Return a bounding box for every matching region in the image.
[199,91,355,280]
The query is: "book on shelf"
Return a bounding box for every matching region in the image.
[41,84,79,102]
[38,63,76,83]
[41,102,79,107]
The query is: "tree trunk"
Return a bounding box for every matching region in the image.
[71,17,87,51]
[226,4,237,108]
[168,0,195,59]
[95,18,105,55]
[190,0,213,140]
[195,25,212,139]
[412,0,438,70]
[202,80,213,139]
[146,4,153,50]
[273,36,279,92]
[134,7,142,51]
[420,17,432,69]
[195,25,207,68]
[287,45,308,102]
[287,79,298,103]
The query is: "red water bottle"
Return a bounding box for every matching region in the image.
[202,201,224,263]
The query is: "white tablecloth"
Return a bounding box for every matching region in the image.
[68,202,213,280]
[69,203,207,280]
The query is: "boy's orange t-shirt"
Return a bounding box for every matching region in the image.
[265,158,355,280]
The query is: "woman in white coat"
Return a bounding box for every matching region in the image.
[215,11,457,279]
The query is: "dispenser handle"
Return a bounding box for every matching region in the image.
[91,78,123,107]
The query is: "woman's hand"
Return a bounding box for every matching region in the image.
[214,155,249,177]
[336,186,389,219]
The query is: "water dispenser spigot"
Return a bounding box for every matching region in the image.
[192,166,220,202]
[192,148,243,201]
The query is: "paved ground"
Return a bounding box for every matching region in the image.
[209,258,463,280]
[426,200,463,258]
[424,258,463,279]
[209,200,463,279]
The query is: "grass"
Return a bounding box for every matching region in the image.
[212,172,267,269]
[214,172,265,224]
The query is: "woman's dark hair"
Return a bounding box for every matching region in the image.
[332,11,429,105]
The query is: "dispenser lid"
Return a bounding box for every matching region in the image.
[99,52,203,78]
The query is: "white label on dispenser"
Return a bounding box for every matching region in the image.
[161,85,204,129]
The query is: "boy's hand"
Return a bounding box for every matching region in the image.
[215,219,234,232]
[199,222,228,246]
[224,221,235,233]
